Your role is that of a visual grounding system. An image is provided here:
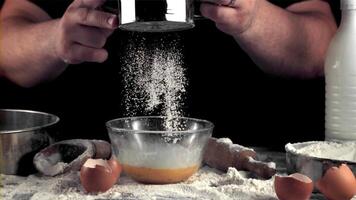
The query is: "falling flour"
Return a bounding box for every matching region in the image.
[121,34,187,131]
[1,166,278,200]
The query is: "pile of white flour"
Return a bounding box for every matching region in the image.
[1,166,277,200]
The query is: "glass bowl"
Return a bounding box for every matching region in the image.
[106,116,213,184]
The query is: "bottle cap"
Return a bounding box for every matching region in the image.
[341,0,356,9]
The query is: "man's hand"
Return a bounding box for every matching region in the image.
[200,0,336,78]
[0,0,119,86]
[55,0,117,64]
[200,0,259,36]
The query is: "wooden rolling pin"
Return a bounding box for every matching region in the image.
[203,137,276,179]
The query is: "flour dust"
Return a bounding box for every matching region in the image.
[121,34,187,131]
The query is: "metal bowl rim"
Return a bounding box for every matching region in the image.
[0,109,60,134]
[285,141,356,164]
[106,116,214,134]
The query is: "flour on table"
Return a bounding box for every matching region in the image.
[1,166,278,200]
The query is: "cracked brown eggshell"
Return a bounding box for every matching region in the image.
[80,157,121,193]
[316,164,356,200]
[274,173,313,200]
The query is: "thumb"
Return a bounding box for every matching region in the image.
[200,0,231,6]
[70,0,106,9]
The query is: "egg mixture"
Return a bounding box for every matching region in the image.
[118,142,203,184]
[122,164,199,184]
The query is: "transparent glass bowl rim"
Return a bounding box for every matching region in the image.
[106,116,214,134]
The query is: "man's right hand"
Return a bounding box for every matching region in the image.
[200,0,258,37]
[54,0,117,64]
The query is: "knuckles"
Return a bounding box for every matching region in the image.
[96,36,107,48]
[61,47,78,64]
[56,38,79,64]
[54,4,111,64]
[64,6,90,25]
[76,7,90,23]
[200,1,257,36]
[95,12,110,28]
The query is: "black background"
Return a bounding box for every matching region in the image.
[0,0,341,150]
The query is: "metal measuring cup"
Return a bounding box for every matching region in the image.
[116,0,218,32]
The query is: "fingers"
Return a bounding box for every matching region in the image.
[56,0,116,64]
[101,29,115,38]
[200,0,257,35]
[70,0,106,9]
[57,25,112,63]
[67,0,118,30]
[200,0,236,7]
[67,7,117,29]
[201,3,238,25]
[70,26,110,48]
[62,43,108,64]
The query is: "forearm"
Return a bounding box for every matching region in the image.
[235,0,337,78]
[0,0,117,87]
[1,17,66,87]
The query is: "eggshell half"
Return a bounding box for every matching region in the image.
[80,158,121,193]
[316,164,356,200]
[108,156,122,178]
[274,173,313,200]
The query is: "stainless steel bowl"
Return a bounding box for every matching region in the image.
[0,109,59,175]
[285,141,356,182]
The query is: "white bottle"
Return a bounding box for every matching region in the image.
[325,0,356,141]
